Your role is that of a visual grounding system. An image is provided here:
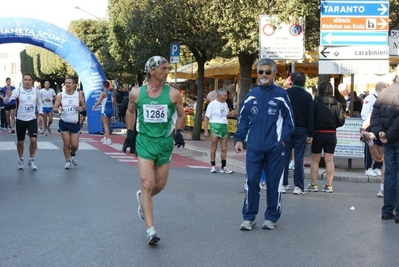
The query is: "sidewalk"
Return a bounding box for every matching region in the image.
[177,130,382,184]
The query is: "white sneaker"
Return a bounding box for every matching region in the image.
[71,156,78,166]
[282,186,286,194]
[260,182,267,190]
[365,168,377,177]
[284,184,292,190]
[18,159,24,170]
[8,128,12,134]
[65,161,71,169]
[105,138,112,145]
[28,159,37,170]
[44,130,48,136]
[210,166,217,173]
[219,167,233,174]
[377,189,384,198]
[262,220,276,230]
[240,220,256,231]
[100,137,106,143]
[374,168,382,176]
[293,186,306,195]
[288,160,295,170]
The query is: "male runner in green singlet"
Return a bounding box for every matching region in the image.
[125,56,186,245]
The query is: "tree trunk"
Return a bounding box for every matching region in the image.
[192,56,206,140]
[237,52,257,108]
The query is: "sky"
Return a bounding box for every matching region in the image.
[0,0,109,51]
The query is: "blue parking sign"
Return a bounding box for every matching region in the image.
[170,43,180,63]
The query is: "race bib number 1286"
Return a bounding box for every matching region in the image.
[143,104,167,123]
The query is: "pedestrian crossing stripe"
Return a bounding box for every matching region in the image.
[0,141,97,150]
[1,141,17,150]
[105,152,138,162]
[37,141,58,149]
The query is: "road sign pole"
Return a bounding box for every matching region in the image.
[175,63,177,84]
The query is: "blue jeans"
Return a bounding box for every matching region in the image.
[283,127,307,189]
[382,143,399,218]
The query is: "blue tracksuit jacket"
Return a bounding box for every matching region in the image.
[236,83,294,150]
[237,83,294,223]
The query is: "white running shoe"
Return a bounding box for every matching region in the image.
[288,160,295,170]
[284,184,292,190]
[18,159,24,170]
[28,160,37,170]
[282,186,286,194]
[44,130,48,136]
[365,168,377,177]
[219,167,233,174]
[147,226,160,245]
[240,220,256,231]
[210,166,217,173]
[374,168,382,176]
[105,138,112,145]
[262,220,276,230]
[64,161,71,169]
[100,137,106,143]
[293,186,306,195]
[260,182,267,190]
[71,156,78,166]
[377,189,384,198]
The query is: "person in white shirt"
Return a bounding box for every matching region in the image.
[203,88,234,174]
[360,81,386,197]
[53,77,85,169]
[40,81,56,135]
[3,73,43,170]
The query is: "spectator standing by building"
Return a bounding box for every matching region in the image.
[361,82,385,178]
[283,72,314,195]
[226,91,234,111]
[1,77,16,134]
[306,82,345,193]
[3,73,43,170]
[0,88,7,130]
[370,75,399,223]
[203,88,234,174]
[234,58,294,231]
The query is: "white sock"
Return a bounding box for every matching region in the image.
[380,183,384,191]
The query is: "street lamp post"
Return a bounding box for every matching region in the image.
[74,6,103,20]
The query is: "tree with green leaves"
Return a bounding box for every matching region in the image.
[108,0,226,139]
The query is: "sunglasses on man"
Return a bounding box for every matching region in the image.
[258,70,273,75]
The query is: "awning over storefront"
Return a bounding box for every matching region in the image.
[171,52,399,80]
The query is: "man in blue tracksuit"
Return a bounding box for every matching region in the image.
[235,58,294,231]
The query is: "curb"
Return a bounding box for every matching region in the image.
[182,146,381,183]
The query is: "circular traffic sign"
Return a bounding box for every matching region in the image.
[289,24,302,36]
[262,24,275,36]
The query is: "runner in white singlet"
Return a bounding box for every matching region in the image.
[3,73,43,170]
[53,77,85,169]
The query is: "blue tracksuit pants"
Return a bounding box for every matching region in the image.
[242,142,285,223]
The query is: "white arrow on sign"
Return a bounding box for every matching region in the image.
[319,46,389,60]
[323,33,386,45]
[377,4,388,16]
[377,18,388,30]
[319,59,389,75]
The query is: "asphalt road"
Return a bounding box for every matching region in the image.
[1,130,398,267]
